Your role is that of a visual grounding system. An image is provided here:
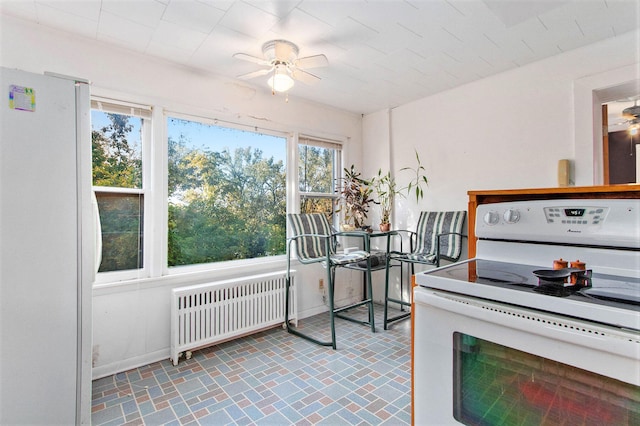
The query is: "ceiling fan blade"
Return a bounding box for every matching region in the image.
[622,107,640,119]
[295,54,328,69]
[291,68,321,85]
[233,52,270,66]
[237,68,272,80]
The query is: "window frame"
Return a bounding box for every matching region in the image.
[296,134,342,228]
[90,98,349,286]
[163,111,290,274]
[91,97,153,284]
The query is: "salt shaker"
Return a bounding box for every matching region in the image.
[553,258,568,270]
[553,258,569,283]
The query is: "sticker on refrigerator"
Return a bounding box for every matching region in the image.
[9,85,35,112]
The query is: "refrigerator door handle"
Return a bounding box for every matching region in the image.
[92,190,102,274]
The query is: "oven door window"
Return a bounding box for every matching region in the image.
[453,332,639,425]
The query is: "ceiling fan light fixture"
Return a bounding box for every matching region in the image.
[628,118,640,135]
[267,64,294,93]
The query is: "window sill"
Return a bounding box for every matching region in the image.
[92,255,288,295]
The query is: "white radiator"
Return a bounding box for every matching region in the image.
[170,270,297,365]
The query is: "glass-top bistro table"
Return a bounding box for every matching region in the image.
[342,230,407,329]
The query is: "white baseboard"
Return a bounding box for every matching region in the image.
[92,303,351,380]
[92,349,168,380]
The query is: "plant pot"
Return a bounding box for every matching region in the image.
[379,223,391,232]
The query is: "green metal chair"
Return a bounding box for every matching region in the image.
[285,213,376,349]
[383,211,467,329]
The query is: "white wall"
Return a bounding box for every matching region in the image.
[0,14,364,378]
[364,29,640,226]
[363,30,640,305]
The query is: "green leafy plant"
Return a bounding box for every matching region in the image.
[335,165,374,229]
[400,149,429,203]
[371,169,400,225]
[371,149,429,227]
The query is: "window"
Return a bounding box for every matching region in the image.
[90,97,345,283]
[167,115,287,267]
[91,98,151,275]
[298,136,341,220]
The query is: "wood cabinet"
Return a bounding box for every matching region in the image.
[467,184,640,258]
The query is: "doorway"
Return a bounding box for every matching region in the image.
[603,98,640,184]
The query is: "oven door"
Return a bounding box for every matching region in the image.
[413,286,640,425]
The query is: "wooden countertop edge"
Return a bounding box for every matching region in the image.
[468,184,640,197]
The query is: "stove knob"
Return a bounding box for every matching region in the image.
[483,211,500,225]
[503,208,521,224]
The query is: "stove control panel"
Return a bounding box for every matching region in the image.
[476,199,640,248]
[543,206,609,225]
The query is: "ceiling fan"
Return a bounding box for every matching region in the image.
[622,100,640,135]
[233,40,328,93]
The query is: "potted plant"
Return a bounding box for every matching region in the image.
[335,165,374,231]
[372,169,398,232]
[372,150,429,231]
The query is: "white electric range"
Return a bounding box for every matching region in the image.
[413,199,640,425]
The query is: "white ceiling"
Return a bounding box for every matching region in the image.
[1,0,639,114]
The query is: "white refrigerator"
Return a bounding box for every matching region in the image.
[0,67,94,424]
